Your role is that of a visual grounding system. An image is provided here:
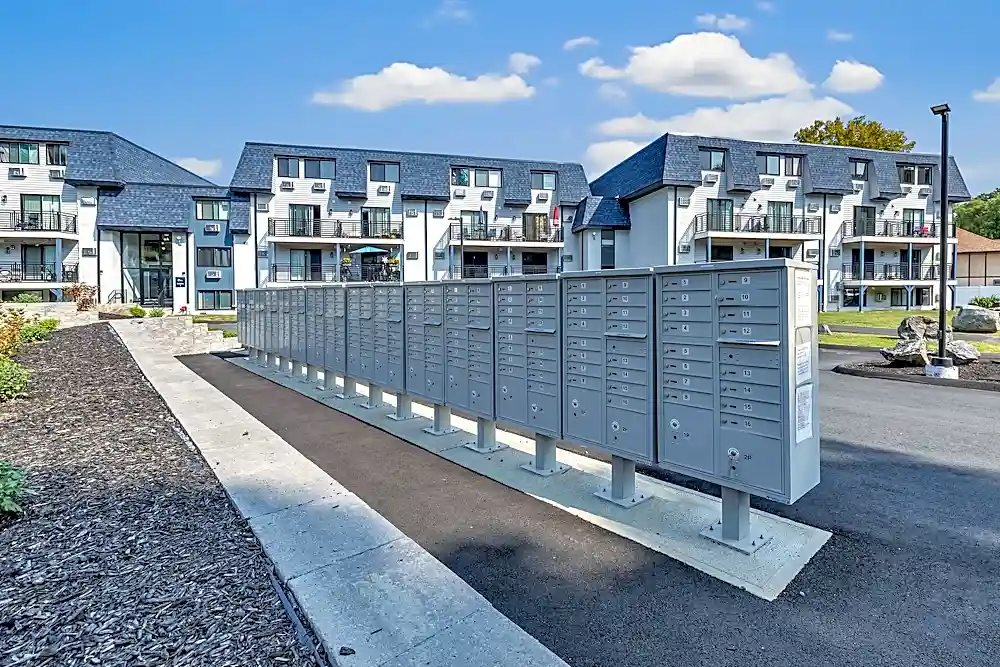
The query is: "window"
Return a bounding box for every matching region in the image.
[706,198,734,230]
[784,156,802,177]
[20,194,60,227]
[197,290,234,310]
[196,199,229,220]
[0,142,39,164]
[710,245,734,261]
[699,149,725,171]
[899,165,915,185]
[197,247,232,267]
[767,201,793,232]
[474,169,489,187]
[369,162,400,182]
[46,144,67,166]
[467,168,501,188]
[902,208,927,235]
[531,171,557,190]
[451,167,470,186]
[600,229,615,269]
[277,157,299,178]
[768,245,794,259]
[488,170,502,188]
[757,154,780,176]
[850,160,868,181]
[891,288,907,307]
[304,159,335,179]
[917,166,932,185]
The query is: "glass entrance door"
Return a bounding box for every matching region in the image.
[141,268,173,306]
[122,232,173,306]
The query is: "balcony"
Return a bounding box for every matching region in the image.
[269,263,400,283]
[450,264,552,279]
[842,218,954,240]
[694,213,821,236]
[0,263,79,283]
[0,211,78,234]
[267,218,403,240]
[448,222,563,244]
[841,262,953,282]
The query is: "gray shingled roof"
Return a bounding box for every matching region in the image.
[590,133,971,204]
[571,196,630,232]
[229,142,591,210]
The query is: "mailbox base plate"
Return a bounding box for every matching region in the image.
[701,524,773,555]
[594,488,651,508]
[423,426,459,436]
[520,460,570,477]
[464,441,508,454]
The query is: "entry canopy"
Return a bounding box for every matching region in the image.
[349,246,389,254]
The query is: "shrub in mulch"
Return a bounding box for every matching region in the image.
[0,324,316,666]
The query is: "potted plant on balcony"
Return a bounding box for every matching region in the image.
[341,256,352,265]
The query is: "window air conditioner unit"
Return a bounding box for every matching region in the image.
[8,167,25,177]
[204,223,222,233]
[432,209,445,218]
[678,243,692,253]
[405,208,418,218]
[565,214,574,224]
[993,278,1000,286]
[901,185,912,194]
[205,269,222,279]
[852,182,863,192]
[481,190,494,200]
[81,247,97,257]
[677,196,691,207]
[760,177,775,187]
[703,173,719,184]
[830,203,841,213]
[828,293,840,303]
[787,179,800,189]
[918,186,931,196]
[454,188,466,198]
[830,248,842,258]
[433,250,446,260]
[80,197,97,207]
[536,192,550,202]
[806,248,819,259]
[256,249,269,258]
[875,292,886,302]
[376,185,391,196]
[49,169,65,180]
[312,182,327,192]
[806,202,819,213]
[255,202,269,212]
[279,180,294,191]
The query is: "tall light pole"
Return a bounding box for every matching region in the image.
[929,103,952,375]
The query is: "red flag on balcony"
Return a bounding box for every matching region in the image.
[552,205,560,227]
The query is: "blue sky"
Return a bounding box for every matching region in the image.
[5,0,1000,193]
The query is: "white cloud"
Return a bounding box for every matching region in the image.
[563,35,599,51]
[823,60,884,93]
[508,52,541,75]
[827,29,853,42]
[972,77,1000,102]
[595,95,854,142]
[597,83,628,103]
[312,63,534,111]
[695,13,750,31]
[578,33,809,99]
[584,140,647,177]
[757,1,775,11]
[432,0,471,22]
[175,157,222,178]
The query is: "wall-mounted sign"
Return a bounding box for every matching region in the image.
[175,277,186,288]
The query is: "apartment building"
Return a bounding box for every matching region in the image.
[0,125,241,312]
[229,143,590,285]
[570,134,970,311]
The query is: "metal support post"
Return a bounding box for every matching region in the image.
[595,455,650,507]
[423,404,458,436]
[387,393,417,421]
[700,487,772,554]
[247,348,258,362]
[307,364,319,383]
[274,356,285,372]
[261,352,271,368]
[336,376,360,400]
[463,417,505,454]
[293,361,307,380]
[360,383,383,410]
[521,434,569,477]
[322,371,338,391]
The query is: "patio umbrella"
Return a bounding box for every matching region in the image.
[349,246,389,254]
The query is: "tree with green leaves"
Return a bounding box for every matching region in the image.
[954,188,1000,239]
[794,116,916,152]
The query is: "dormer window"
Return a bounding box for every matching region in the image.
[850,160,868,181]
[530,171,556,190]
[756,154,780,176]
[277,157,299,178]
[784,156,802,176]
[46,144,68,166]
[699,149,725,171]
[917,166,932,185]
[304,159,335,179]
[369,162,399,183]
[899,165,916,185]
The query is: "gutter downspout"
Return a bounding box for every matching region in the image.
[820,194,827,311]
[252,193,260,288]
[671,186,678,266]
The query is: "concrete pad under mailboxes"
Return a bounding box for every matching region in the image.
[228,357,830,600]
[288,538,490,667]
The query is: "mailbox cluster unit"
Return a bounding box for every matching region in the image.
[237,259,819,552]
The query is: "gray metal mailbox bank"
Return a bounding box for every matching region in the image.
[322,285,348,393]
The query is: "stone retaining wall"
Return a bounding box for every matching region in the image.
[0,301,98,329]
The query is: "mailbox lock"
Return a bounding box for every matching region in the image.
[501,386,508,394]
[571,398,579,408]
[669,418,680,430]
[727,447,740,470]
[531,404,538,412]
[611,421,621,432]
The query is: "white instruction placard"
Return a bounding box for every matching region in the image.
[795,383,813,443]
[794,271,813,328]
[795,342,812,385]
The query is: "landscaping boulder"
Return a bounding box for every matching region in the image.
[952,305,1000,333]
[946,340,981,365]
[896,315,952,341]
[880,338,930,366]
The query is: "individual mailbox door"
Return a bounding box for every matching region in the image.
[373,283,405,391]
[323,285,347,375]
[443,280,494,419]
[346,284,374,381]
[305,288,324,367]
[404,283,445,403]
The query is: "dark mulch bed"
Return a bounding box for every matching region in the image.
[0,324,316,666]
[841,359,1000,383]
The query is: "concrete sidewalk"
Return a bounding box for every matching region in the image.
[110,322,567,667]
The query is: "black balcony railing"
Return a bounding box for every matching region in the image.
[269,263,401,283]
[0,211,78,233]
[268,218,403,239]
[842,218,954,239]
[450,263,551,279]
[0,263,78,283]
[693,213,821,235]
[841,262,953,281]
[342,263,400,282]
[449,222,563,243]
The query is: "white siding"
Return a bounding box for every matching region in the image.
[76,186,99,286]
[175,232,191,314]
[233,231,256,290]
[98,230,121,303]
[623,188,669,268]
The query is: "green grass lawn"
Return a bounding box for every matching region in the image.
[818,310,958,330]
[820,332,1000,353]
[192,314,237,323]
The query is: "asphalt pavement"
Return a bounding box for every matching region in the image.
[182,348,999,667]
